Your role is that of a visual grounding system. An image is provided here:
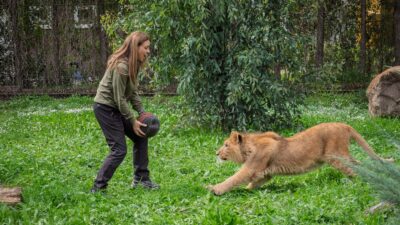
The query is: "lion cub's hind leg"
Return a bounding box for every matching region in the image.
[246,175,272,190]
[322,138,358,177]
[324,156,357,177]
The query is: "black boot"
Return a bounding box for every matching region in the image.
[131,179,160,190]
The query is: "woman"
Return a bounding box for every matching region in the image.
[91,31,159,193]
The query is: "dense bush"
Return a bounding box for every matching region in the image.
[178,1,309,131]
[102,0,316,131]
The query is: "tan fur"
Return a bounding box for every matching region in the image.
[207,122,393,195]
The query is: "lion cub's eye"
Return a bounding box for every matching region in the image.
[225,144,229,147]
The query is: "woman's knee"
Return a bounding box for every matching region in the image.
[110,144,127,158]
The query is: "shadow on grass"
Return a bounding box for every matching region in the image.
[220,181,305,197]
[208,169,356,197]
[261,182,305,193]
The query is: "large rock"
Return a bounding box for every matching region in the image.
[367,66,400,117]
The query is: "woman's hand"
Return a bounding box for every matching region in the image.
[133,120,147,137]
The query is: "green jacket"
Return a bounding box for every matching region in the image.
[94,62,144,124]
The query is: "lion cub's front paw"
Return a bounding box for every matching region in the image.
[206,185,214,191]
[206,184,224,196]
[246,183,256,190]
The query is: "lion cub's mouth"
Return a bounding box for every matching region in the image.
[216,156,226,164]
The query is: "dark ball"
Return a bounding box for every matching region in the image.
[137,112,160,138]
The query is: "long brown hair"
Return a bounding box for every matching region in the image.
[107,31,150,83]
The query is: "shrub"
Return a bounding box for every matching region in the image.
[103,0,315,131]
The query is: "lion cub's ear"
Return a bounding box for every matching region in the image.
[230,131,243,144]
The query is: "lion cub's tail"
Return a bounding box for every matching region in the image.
[349,126,394,162]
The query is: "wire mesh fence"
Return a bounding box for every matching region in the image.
[0,1,110,97]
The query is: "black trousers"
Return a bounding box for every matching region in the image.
[93,102,150,188]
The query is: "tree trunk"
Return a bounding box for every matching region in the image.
[315,1,325,68]
[395,0,400,65]
[378,3,384,72]
[274,63,281,80]
[0,187,22,205]
[360,0,367,74]
[273,2,282,79]
[97,0,108,77]
[51,0,61,85]
[8,0,22,89]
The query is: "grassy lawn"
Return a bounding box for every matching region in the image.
[0,92,399,224]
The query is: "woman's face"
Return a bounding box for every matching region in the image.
[138,40,151,63]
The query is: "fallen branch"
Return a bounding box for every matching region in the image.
[365,201,394,214]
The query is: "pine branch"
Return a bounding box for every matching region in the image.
[353,159,400,205]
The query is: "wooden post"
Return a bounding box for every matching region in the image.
[0,187,22,205]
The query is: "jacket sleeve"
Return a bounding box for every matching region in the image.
[112,64,136,124]
[127,83,145,115]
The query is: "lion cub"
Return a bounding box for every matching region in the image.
[207,122,393,195]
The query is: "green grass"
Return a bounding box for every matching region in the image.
[0,92,399,224]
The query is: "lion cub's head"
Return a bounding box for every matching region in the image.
[216,131,246,164]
